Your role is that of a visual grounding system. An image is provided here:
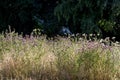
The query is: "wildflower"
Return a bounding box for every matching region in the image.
[89,34,93,37]
[82,33,86,37]
[97,33,100,36]
[112,37,116,40]
[99,39,103,43]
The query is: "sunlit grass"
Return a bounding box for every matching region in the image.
[0,32,120,80]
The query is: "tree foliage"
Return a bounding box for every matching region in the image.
[54,0,120,38]
[0,0,36,34]
[0,0,120,40]
[0,0,58,35]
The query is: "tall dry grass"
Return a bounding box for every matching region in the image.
[0,32,119,80]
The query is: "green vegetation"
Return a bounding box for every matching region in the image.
[0,1,120,80]
[0,0,59,35]
[54,0,120,39]
[0,0,120,40]
[0,32,119,80]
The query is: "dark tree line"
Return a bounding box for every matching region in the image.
[0,0,59,35]
[0,0,120,40]
[54,0,120,40]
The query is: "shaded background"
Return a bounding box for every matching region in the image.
[0,0,120,40]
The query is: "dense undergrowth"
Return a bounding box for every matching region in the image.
[0,32,120,80]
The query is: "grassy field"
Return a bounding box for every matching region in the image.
[0,32,120,80]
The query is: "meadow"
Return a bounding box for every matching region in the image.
[0,32,120,80]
